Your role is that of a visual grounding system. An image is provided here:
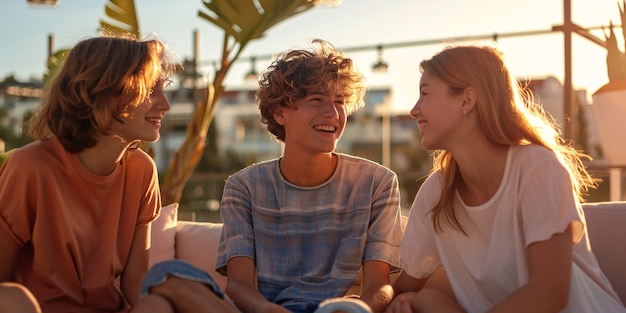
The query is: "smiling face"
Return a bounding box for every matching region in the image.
[410,70,466,151]
[109,79,171,144]
[276,88,347,155]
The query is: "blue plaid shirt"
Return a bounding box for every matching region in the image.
[216,153,403,313]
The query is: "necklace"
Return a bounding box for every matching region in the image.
[111,135,141,149]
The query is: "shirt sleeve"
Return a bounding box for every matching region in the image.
[400,173,443,279]
[519,157,584,246]
[132,151,161,226]
[0,149,37,246]
[363,169,404,267]
[215,173,255,276]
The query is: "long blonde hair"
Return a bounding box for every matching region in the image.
[421,45,596,233]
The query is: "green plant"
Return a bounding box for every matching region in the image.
[97,0,336,205]
[99,0,140,38]
[0,144,15,168]
[604,0,626,82]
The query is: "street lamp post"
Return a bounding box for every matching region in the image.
[381,106,390,168]
[552,0,606,141]
[552,0,624,201]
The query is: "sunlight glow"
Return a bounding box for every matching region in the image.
[311,0,342,7]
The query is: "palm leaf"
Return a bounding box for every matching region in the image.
[43,48,70,85]
[99,0,141,38]
[0,149,15,168]
[617,0,626,52]
[161,0,334,205]
[46,0,141,87]
[161,0,319,204]
[198,0,315,44]
[255,0,317,36]
[605,21,626,82]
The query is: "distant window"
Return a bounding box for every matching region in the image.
[366,91,387,106]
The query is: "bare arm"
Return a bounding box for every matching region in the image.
[121,223,151,306]
[391,270,429,297]
[0,227,41,312]
[0,225,19,282]
[359,260,394,313]
[383,270,430,313]
[487,224,574,313]
[224,256,289,313]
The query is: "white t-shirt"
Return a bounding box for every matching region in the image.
[401,144,625,312]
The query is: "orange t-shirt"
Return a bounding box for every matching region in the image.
[0,137,160,312]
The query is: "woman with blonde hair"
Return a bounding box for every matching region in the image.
[0,35,178,312]
[385,45,625,312]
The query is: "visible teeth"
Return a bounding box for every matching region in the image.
[315,125,336,132]
[147,118,161,123]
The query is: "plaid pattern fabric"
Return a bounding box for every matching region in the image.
[216,154,403,313]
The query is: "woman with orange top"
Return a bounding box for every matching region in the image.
[0,35,178,313]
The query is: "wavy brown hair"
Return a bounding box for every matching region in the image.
[421,45,596,234]
[257,39,366,141]
[28,35,179,153]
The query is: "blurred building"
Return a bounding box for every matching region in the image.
[0,73,609,218]
[0,75,43,137]
[523,75,601,159]
[155,74,428,218]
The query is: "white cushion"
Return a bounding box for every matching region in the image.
[583,202,626,304]
[149,203,178,268]
[175,221,228,289]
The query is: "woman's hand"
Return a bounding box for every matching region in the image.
[384,291,417,313]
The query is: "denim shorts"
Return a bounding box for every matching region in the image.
[140,260,225,299]
[141,260,371,313]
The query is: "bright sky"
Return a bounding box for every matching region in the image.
[1,0,623,111]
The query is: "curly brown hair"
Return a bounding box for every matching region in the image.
[27,35,180,153]
[257,39,366,142]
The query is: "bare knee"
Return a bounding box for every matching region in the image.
[131,294,174,313]
[410,288,465,313]
[0,283,42,313]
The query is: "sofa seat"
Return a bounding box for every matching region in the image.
[149,202,626,305]
[149,203,227,288]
